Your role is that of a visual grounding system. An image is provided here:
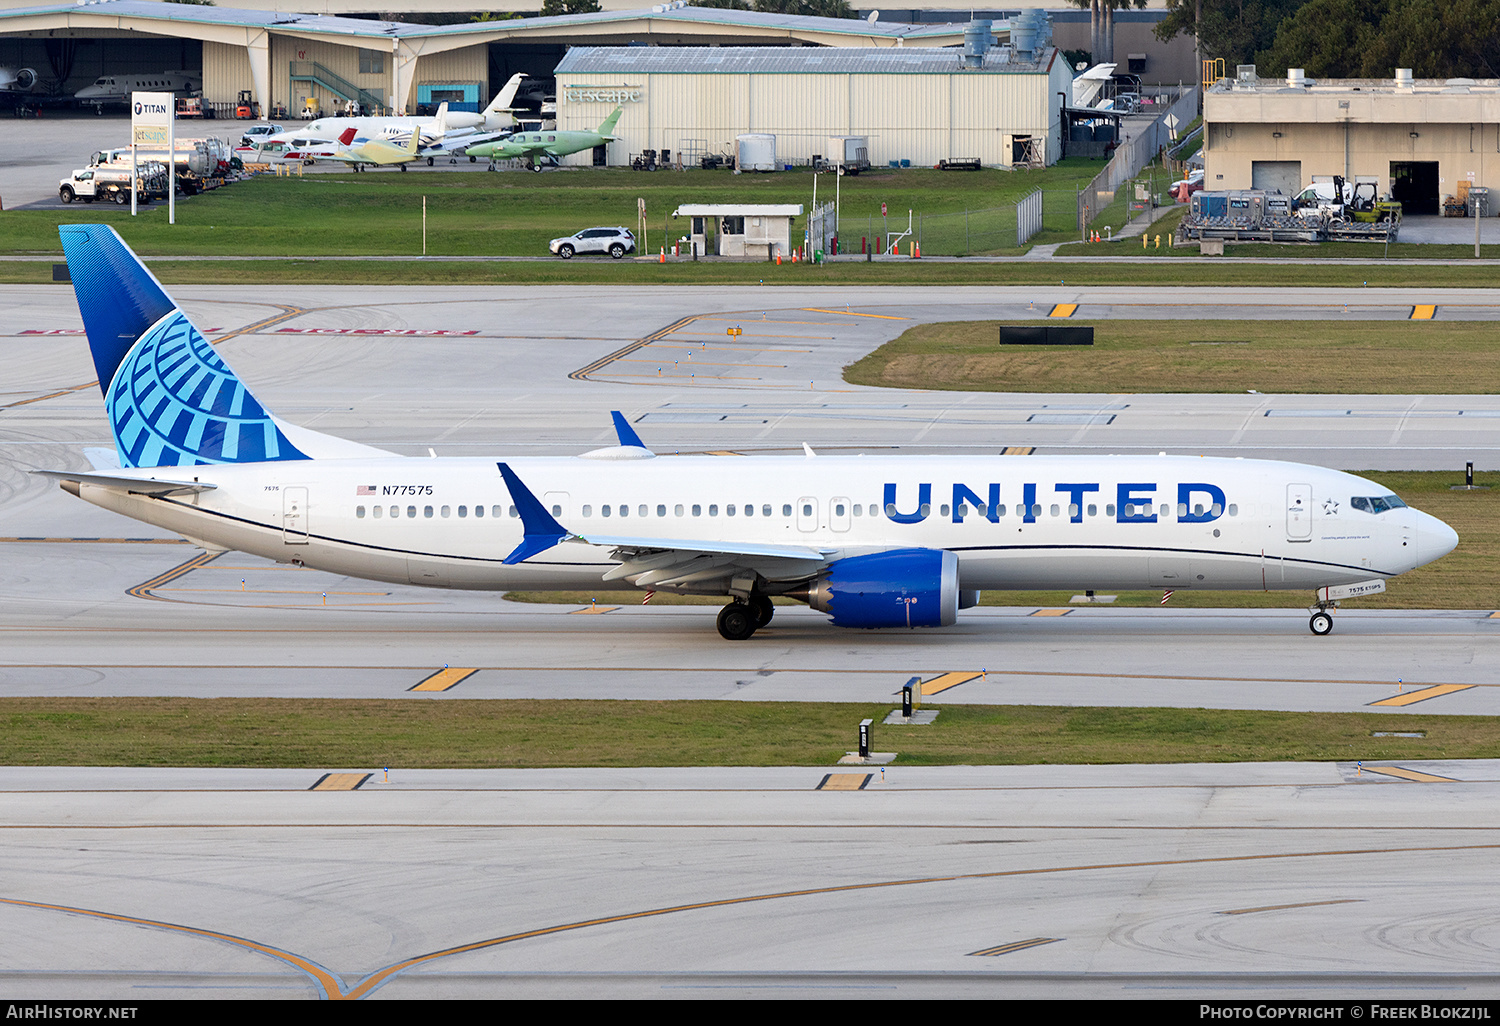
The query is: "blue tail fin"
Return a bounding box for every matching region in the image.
[59,225,309,469]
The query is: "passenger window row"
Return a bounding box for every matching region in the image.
[352,501,1239,521]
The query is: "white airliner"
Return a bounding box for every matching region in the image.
[40,226,1458,640]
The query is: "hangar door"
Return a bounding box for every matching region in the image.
[1391,162,1439,215]
[1251,160,1301,196]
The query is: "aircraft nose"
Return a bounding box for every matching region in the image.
[1415,510,1459,566]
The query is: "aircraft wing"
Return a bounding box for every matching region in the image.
[421,129,513,156]
[586,536,830,590]
[31,469,216,496]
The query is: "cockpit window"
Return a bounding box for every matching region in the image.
[1351,494,1407,514]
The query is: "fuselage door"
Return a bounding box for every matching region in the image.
[1286,484,1312,541]
[283,486,309,544]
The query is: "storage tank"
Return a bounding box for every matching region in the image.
[736,133,777,172]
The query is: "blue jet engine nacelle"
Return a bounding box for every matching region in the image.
[793,548,962,629]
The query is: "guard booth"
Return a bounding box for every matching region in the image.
[672,204,803,259]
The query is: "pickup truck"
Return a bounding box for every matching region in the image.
[59,163,167,204]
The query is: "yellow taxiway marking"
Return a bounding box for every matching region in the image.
[651,343,814,352]
[410,667,478,692]
[802,307,910,320]
[817,773,871,790]
[668,332,832,341]
[1049,303,1078,318]
[921,671,984,696]
[618,358,788,369]
[1219,899,1362,915]
[1002,446,1036,455]
[968,937,1061,957]
[127,551,221,601]
[0,895,349,999]
[705,450,747,456]
[1411,305,1437,320]
[1362,766,1458,783]
[310,773,370,791]
[1030,608,1073,617]
[569,314,701,381]
[1488,612,1500,619]
[570,605,619,614]
[1368,683,1474,707]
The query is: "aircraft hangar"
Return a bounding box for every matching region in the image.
[0,1,969,119]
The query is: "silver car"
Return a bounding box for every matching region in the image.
[549,226,636,259]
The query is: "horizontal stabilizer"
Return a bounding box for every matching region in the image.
[31,468,217,496]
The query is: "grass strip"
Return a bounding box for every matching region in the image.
[845,320,1500,394]
[14,259,1500,288]
[0,698,1488,768]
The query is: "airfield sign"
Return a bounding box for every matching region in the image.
[131,91,174,223]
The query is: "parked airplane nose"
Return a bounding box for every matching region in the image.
[1415,510,1459,566]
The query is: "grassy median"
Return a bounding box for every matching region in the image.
[845,319,1500,394]
[0,698,1491,767]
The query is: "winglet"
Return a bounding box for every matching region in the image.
[497,462,568,564]
[610,411,646,449]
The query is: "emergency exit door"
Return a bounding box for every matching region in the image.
[1286,484,1312,541]
[283,487,308,543]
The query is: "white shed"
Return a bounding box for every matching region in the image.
[673,203,803,259]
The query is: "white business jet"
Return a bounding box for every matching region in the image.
[38,226,1458,640]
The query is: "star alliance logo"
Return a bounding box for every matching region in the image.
[1323,498,1340,515]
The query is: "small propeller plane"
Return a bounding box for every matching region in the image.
[324,125,425,172]
[465,106,624,171]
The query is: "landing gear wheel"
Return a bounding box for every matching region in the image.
[750,595,774,628]
[1309,611,1333,636]
[717,603,757,641]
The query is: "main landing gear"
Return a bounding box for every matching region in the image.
[716,595,774,640]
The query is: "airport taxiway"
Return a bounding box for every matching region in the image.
[2,282,1497,999]
[4,761,1500,999]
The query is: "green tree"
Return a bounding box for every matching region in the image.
[751,0,857,18]
[541,0,602,15]
[1156,0,1307,71]
[1256,0,1500,78]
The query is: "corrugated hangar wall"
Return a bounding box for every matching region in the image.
[555,62,1068,168]
[204,38,487,115]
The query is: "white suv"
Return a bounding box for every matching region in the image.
[550,227,636,259]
